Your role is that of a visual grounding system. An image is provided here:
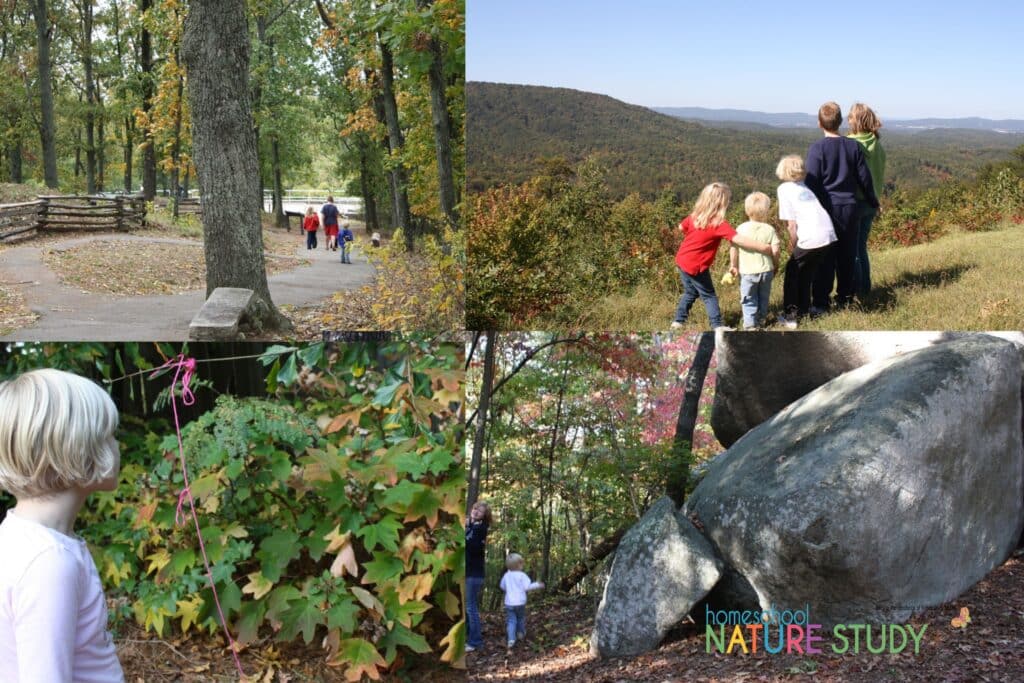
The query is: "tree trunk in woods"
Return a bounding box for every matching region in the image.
[181,0,291,333]
[169,62,183,218]
[96,86,105,191]
[140,0,156,200]
[466,332,496,514]
[358,142,380,234]
[376,43,414,250]
[416,0,458,229]
[80,1,97,195]
[666,332,716,506]
[123,117,134,192]
[556,526,629,593]
[31,0,58,188]
[541,362,569,586]
[271,137,288,228]
[7,144,21,183]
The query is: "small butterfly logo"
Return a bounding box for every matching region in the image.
[950,607,971,629]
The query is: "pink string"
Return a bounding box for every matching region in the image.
[151,354,245,679]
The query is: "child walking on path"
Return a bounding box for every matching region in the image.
[847,103,886,297]
[776,154,838,327]
[672,182,776,330]
[0,369,125,682]
[339,224,355,264]
[303,206,319,250]
[465,501,491,653]
[729,192,780,329]
[805,101,879,311]
[499,553,544,651]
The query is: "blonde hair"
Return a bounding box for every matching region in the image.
[690,182,731,229]
[776,155,806,182]
[744,192,771,222]
[0,369,119,498]
[471,500,493,525]
[505,552,524,570]
[818,101,842,132]
[848,102,882,137]
[305,205,315,217]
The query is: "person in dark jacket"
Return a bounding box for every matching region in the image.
[805,101,879,311]
[465,500,492,652]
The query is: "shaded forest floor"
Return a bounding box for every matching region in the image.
[113,620,461,682]
[469,554,1024,682]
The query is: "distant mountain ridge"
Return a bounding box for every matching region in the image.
[467,82,1022,200]
[653,107,1024,133]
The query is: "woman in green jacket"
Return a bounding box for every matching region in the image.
[847,103,886,297]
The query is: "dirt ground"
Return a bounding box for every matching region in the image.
[468,553,1024,682]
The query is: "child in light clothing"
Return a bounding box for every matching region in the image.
[729,192,781,329]
[775,155,838,328]
[0,369,125,682]
[499,553,544,650]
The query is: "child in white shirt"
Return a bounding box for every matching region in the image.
[0,369,125,683]
[499,553,545,650]
[775,154,838,328]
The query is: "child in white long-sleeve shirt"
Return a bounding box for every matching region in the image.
[499,553,545,650]
[0,369,125,683]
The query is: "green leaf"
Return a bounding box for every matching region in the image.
[326,594,360,633]
[276,353,298,386]
[380,622,432,663]
[270,452,292,482]
[280,599,322,645]
[361,552,404,587]
[257,529,301,582]
[356,516,403,553]
[331,638,386,678]
[297,342,324,369]
[259,345,296,366]
[372,373,405,406]
[236,600,266,645]
[378,479,425,510]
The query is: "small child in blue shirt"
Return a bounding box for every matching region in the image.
[339,224,355,264]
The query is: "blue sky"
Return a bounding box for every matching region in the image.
[467,1,1024,120]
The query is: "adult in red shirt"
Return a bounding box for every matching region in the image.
[672,183,775,329]
[320,196,340,251]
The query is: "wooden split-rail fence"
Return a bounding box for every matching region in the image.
[0,195,147,244]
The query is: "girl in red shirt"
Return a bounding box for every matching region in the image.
[303,206,319,250]
[673,182,775,329]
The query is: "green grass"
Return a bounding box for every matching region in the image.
[579,221,1024,331]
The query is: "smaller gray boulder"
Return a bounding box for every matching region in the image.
[591,497,723,658]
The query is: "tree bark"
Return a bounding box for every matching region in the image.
[170,56,184,218]
[123,116,134,192]
[358,141,380,234]
[667,332,716,506]
[416,0,457,229]
[31,0,58,188]
[139,0,156,199]
[271,136,287,228]
[7,144,22,183]
[541,362,569,586]
[181,0,291,333]
[376,42,414,250]
[466,331,496,514]
[79,0,97,195]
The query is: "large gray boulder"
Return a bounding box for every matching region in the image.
[591,497,722,658]
[688,336,1024,627]
[711,331,1024,446]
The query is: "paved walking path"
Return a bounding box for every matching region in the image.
[0,234,373,340]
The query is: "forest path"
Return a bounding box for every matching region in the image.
[0,233,373,341]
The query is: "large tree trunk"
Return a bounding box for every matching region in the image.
[181,0,291,333]
[466,331,496,514]
[169,58,183,218]
[416,0,457,229]
[80,0,97,195]
[666,332,716,506]
[376,42,414,251]
[31,0,58,188]
[139,0,156,199]
[123,116,134,192]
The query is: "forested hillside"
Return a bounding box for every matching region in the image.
[467,82,1021,201]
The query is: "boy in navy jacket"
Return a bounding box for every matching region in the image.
[805,101,879,311]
